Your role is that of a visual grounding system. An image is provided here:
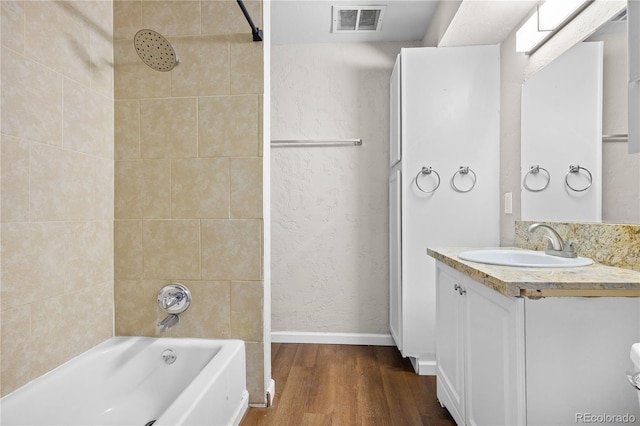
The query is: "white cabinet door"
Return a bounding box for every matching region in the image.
[399,45,500,365]
[436,263,526,426]
[436,265,466,426]
[390,55,401,166]
[389,170,402,349]
[464,279,526,426]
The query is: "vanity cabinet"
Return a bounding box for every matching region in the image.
[435,259,640,426]
[436,264,526,426]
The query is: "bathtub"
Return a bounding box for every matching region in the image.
[0,337,249,426]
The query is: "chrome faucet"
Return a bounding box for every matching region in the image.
[160,291,185,310]
[527,223,578,258]
[157,314,179,334]
[156,283,192,335]
[157,283,191,313]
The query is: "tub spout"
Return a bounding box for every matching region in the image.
[157,314,179,334]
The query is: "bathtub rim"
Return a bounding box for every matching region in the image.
[1,336,249,426]
[153,337,248,426]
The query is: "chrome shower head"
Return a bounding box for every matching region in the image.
[133,29,179,72]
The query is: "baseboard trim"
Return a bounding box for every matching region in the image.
[410,356,437,376]
[271,331,396,346]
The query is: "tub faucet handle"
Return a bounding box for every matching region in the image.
[161,291,184,309]
[157,283,191,314]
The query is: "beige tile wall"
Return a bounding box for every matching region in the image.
[0,1,115,396]
[113,0,265,404]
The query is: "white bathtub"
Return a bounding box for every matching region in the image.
[0,337,249,426]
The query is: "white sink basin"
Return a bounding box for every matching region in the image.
[457,249,593,268]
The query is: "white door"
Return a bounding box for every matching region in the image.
[464,279,526,426]
[390,55,401,167]
[435,265,466,426]
[399,45,500,362]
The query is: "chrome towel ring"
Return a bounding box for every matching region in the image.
[523,165,550,192]
[415,166,441,193]
[565,164,592,192]
[450,166,476,193]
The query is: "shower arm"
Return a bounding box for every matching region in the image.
[236,0,263,42]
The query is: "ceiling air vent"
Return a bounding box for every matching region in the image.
[332,5,386,33]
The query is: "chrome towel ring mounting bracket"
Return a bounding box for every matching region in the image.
[415,166,441,193]
[523,165,550,192]
[450,166,476,193]
[565,164,592,192]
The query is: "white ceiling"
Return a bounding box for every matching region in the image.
[270,0,538,46]
[271,0,440,44]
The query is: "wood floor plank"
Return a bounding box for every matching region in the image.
[327,346,359,425]
[304,345,340,415]
[292,343,319,367]
[355,346,392,423]
[378,355,424,424]
[241,343,455,426]
[269,342,299,393]
[301,412,332,426]
[275,366,315,425]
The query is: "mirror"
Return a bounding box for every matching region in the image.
[587,19,640,224]
[521,41,603,223]
[521,16,639,224]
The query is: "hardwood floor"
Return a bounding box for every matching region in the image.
[241,343,456,426]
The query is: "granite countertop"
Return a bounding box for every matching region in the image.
[427,247,640,298]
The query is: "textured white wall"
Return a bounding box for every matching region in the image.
[271,42,416,334]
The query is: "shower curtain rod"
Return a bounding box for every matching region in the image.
[237,0,263,42]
